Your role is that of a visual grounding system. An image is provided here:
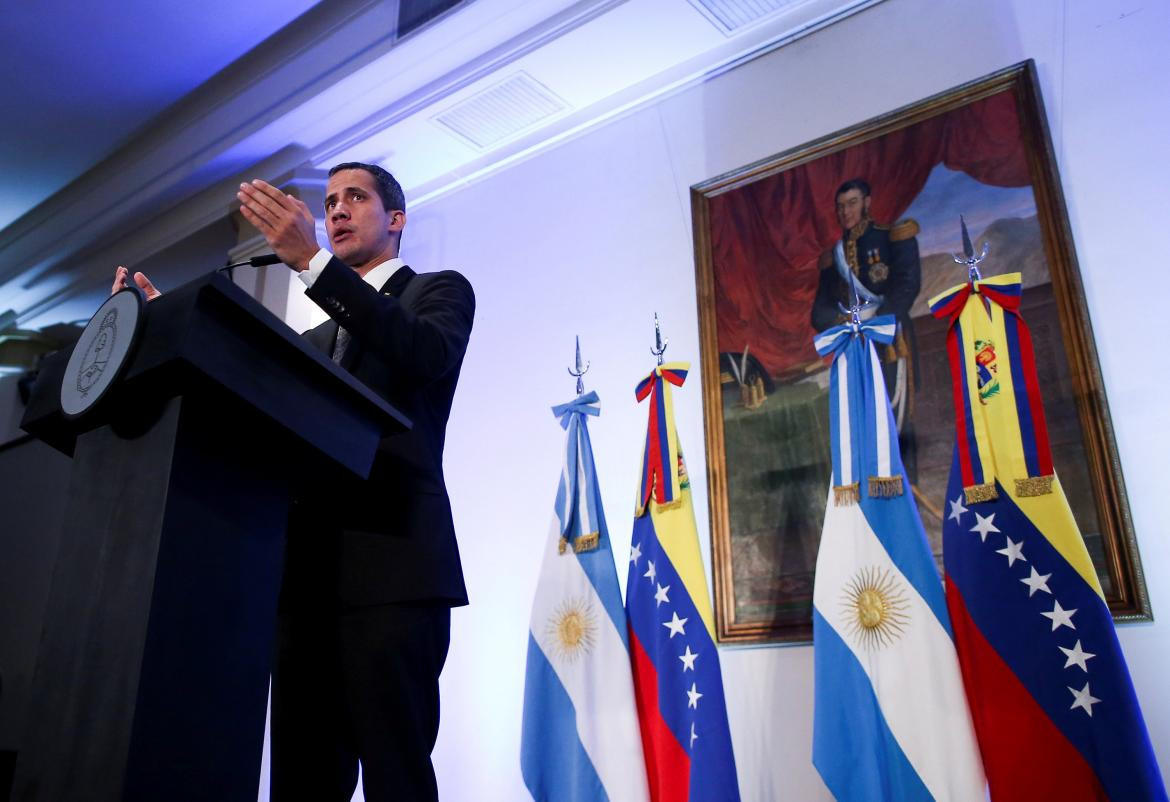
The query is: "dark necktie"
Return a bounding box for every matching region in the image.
[331,327,351,364]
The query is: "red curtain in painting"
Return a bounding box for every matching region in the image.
[708,90,1030,376]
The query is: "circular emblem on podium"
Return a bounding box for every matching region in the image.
[61,288,145,419]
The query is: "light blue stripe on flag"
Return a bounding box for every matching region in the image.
[521,392,649,802]
[812,610,932,802]
[521,635,608,802]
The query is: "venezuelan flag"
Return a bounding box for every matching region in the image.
[624,362,740,802]
[930,274,1166,801]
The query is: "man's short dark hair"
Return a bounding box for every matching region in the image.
[835,178,871,199]
[329,162,406,213]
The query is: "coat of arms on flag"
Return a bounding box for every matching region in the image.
[624,361,741,802]
[810,315,986,801]
[931,272,1167,801]
[521,390,650,802]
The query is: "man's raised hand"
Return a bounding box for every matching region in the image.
[237,180,319,272]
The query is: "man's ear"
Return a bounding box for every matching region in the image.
[388,210,407,235]
[862,196,872,216]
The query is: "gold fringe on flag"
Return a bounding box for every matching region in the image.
[963,483,999,504]
[868,475,904,498]
[1015,475,1055,497]
[558,532,601,555]
[833,482,860,506]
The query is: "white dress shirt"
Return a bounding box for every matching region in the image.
[298,248,407,291]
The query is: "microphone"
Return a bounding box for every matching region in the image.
[218,253,282,272]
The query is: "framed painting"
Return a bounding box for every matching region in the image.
[691,61,1152,644]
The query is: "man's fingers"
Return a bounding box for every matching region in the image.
[111,266,129,295]
[238,187,284,226]
[133,272,161,300]
[244,180,296,215]
[239,202,273,233]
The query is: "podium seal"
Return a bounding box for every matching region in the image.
[61,287,145,419]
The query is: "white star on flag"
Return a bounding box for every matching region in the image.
[630,542,642,565]
[1069,682,1100,716]
[663,611,688,638]
[679,645,698,672]
[948,496,968,523]
[687,682,703,709]
[1060,640,1096,672]
[970,512,1000,542]
[1020,567,1052,596]
[654,583,671,607]
[1042,600,1077,631]
[995,536,1027,567]
[644,560,656,582]
[689,722,698,748]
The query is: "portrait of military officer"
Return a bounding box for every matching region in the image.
[811,177,922,475]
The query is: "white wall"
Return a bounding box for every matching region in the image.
[391,0,1170,799]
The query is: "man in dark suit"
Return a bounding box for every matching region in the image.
[235,163,474,801]
[111,162,472,800]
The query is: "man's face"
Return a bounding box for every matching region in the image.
[324,169,403,266]
[835,188,870,231]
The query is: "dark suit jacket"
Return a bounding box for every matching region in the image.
[810,220,922,333]
[280,256,475,610]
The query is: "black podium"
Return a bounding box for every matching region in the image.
[13,273,409,801]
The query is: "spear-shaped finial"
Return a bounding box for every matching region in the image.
[651,313,669,366]
[567,335,590,395]
[952,214,990,284]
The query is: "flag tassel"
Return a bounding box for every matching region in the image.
[868,475,904,498]
[1014,475,1054,497]
[963,482,998,504]
[558,532,601,554]
[833,482,860,506]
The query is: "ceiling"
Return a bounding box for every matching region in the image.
[0,0,322,230]
[0,0,882,327]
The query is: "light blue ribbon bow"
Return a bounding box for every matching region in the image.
[552,390,600,430]
[812,315,904,504]
[551,391,602,549]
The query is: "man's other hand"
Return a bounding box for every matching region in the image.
[237,180,319,272]
[112,266,161,300]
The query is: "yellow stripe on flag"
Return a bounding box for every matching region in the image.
[651,489,717,640]
[948,273,1102,597]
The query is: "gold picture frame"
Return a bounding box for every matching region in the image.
[691,61,1151,644]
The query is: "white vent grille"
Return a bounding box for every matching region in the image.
[433,72,567,150]
[687,0,795,34]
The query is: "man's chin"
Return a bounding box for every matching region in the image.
[332,244,358,264]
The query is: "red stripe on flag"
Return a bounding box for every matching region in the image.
[645,382,664,504]
[629,627,690,802]
[945,328,976,489]
[945,577,1106,801]
[1009,312,1054,475]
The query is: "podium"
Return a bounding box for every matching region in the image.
[13,273,409,801]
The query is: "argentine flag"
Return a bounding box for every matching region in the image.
[521,391,650,802]
[811,317,986,801]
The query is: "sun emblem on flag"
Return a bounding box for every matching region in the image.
[546,597,598,663]
[841,567,910,650]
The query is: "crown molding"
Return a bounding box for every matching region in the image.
[2,0,615,325]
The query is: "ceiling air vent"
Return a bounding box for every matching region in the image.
[433,72,567,150]
[687,0,795,34]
